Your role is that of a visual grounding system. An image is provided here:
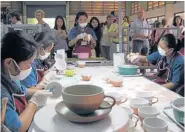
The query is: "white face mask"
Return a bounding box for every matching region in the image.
[158,46,166,56]
[79,23,87,28]
[38,52,50,60]
[10,66,32,81]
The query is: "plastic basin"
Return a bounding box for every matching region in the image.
[118,65,138,75]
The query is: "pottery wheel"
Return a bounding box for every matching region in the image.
[30,103,129,132]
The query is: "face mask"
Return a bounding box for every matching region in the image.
[79,23,87,28]
[38,52,50,60]
[158,46,166,56]
[10,66,32,81]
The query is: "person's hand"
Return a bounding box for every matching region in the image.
[77,33,86,40]
[127,53,140,64]
[29,90,53,107]
[83,34,92,42]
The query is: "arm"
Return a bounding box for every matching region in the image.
[108,24,119,37]
[19,103,37,132]
[108,32,119,37]
[59,30,68,40]
[69,37,79,47]
[68,28,79,47]
[127,52,161,65]
[139,56,148,63]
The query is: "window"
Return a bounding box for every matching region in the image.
[131,1,140,15]
[146,15,165,26]
[148,1,165,10]
[175,12,185,19]
[69,1,126,16]
[158,16,165,22]
[147,17,158,25]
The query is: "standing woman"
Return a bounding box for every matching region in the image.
[54,15,68,52]
[101,14,116,60]
[172,16,184,40]
[89,17,102,57]
[68,11,97,58]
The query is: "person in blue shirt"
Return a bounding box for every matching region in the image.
[1,31,52,132]
[68,11,97,57]
[20,32,54,91]
[127,34,184,91]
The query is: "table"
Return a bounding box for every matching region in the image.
[29,66,183,132]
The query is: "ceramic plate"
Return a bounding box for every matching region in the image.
[55,101,112,123]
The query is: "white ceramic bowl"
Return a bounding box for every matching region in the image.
[138,106,160,120]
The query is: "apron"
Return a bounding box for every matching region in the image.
[154,58,171,84]
[73,27,92,56]
[5,80,27,115]
[12,93,27,115]
[154,53,178,85]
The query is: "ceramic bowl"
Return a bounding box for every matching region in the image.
[170,97,184,124]
[138,106,160,121]
[77,61,86,68]
[109,77,123,87]
[81,73,91,81]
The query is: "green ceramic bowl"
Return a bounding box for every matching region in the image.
[118,65,139,75]
[170,97,184,125]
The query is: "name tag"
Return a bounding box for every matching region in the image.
[81,41,87,45]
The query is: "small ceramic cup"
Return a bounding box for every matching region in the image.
[81,73,91,81]
[109,76,123,87]
[120,105,139,132]
[130,98,151,115]
[143,117,172,132]
[77,61,86,68]
[138,106,160,122]
[136,92,158,105]
[105,92,127,105]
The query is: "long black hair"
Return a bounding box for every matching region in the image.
[74,11,88,27]
[54,15,66,31]
[160,33,182,52]
[1,31,37,63]
[89,17,102,41]
[173,15,184,27]
[89,17,101,30]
